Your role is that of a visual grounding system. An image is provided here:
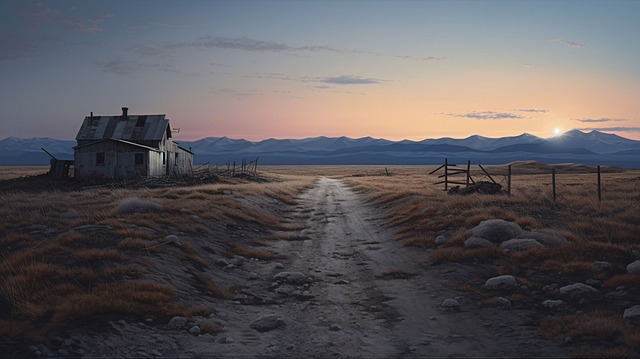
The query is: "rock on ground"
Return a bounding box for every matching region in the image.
[623,305,640,325]
[517,230,567,246]
[441,299,460,309]
[250,315,287,332]
[559,283,601,301]
[167,316,188,329]
[626,260,640,274]
[273,271,309,285]
[471,219,523,244]
[464,236,495,249]
[542,299,568,311]
[484,275,518,290]
[500,238,544,252]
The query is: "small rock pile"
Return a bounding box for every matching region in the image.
[462,219,567,251]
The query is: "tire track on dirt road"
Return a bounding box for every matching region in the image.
[188,177,564,357]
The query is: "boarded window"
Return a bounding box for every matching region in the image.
[135,153,144,165]
[96,152,105,165]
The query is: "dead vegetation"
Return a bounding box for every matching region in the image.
[0,168,315,350]
[342,164,640,356]
[1,164,638,355]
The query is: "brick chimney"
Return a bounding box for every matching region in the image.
[122,107,128,117]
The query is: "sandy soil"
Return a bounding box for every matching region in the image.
[29,177,566,358]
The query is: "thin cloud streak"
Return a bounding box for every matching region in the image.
[578,127,640,132]
[28,3,112,34]
[1,3,111,61]
[157,36,378,56]
[246,72,385,85]
[447,111,525,120]
[552,38,585,49]
[396,55,445,61]
[575,118,627,123]
[517,108,549,113]
[322,75,383,85]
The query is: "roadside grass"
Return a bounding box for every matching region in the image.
[198,319,224,334]
[194,273,234,300]
[0,171,314,345]
[228,243,285,260]
[344,166,640,355]
[268,231,309,241]
[542,310,640,357]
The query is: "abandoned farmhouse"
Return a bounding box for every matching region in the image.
[73,107,193,180]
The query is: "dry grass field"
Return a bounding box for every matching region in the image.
[0,166,49,181]
[1,163,639,357]
[0,167,316,354]
[330,163,640,357]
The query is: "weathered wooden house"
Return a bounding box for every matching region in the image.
[74,107,193,180]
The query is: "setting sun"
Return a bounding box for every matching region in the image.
[554,128,561,136]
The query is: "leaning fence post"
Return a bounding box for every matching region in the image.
[444,158,449,191]
[552,168,556,202]
[466,160,471,187]
[507,164,512,197]
[597,165,601,202]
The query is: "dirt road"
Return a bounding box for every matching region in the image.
[184,177,563,357]
[53,177,563,358]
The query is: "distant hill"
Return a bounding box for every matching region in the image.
[0,137,75,166]
[2,130,639,167]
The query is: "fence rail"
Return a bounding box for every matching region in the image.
[431,158,607,202]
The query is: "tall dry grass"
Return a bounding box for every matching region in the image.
[343,165,640,355]
[0,170,315,344]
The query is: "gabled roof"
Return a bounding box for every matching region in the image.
[73,138,161,152]
[75,114,171,142]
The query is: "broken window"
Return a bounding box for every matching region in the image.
[96,152,105,165]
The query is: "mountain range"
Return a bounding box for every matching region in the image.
[1,130,639,167]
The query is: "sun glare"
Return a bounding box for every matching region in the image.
[553,128,561,136]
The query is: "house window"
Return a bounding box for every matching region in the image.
[174,153,178,166]
[134,153,144,165]
[96,152,105,165]
[162,152,166,165]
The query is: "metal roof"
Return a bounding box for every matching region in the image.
[73,138,161,152]
[75,114,171,142]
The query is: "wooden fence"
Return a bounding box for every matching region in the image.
[429,159,498,191]
[193,157,260,178]
[431,158,606,202]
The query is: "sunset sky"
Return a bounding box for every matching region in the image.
[1,0,639,141]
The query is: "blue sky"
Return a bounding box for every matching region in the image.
[1,0,639,141]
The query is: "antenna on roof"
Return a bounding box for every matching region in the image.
[172,128,181,133]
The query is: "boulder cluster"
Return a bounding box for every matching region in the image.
[463,219,566,251]
[437,219,640,327]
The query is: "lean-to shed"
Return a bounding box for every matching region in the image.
[74,107,193,180]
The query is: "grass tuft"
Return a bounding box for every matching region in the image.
[195,274,234,299]
[229,243,284,260]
